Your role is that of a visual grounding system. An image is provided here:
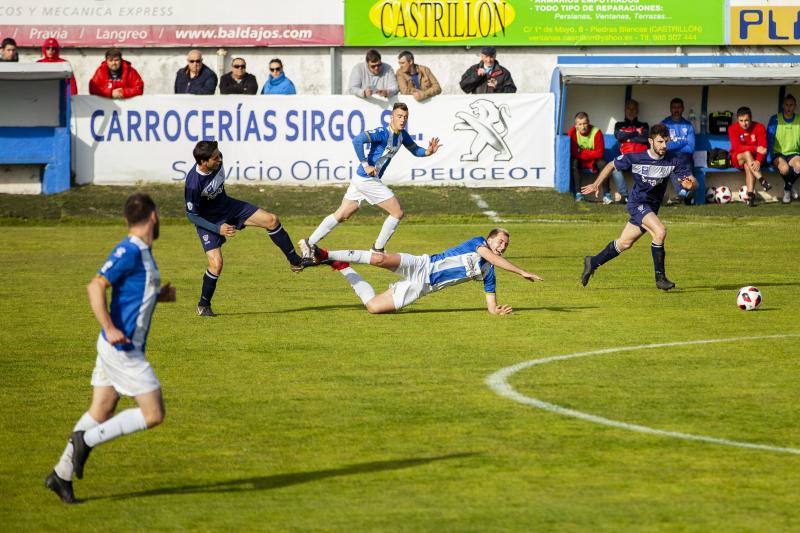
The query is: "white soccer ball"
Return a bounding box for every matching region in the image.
[737,286,762,311]
[715,186,732,204]
[705,187,716,203]
[738,185,750,202]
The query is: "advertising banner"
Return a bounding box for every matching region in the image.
[0,0,343,47]
[729,0,800,45]
[72,94,554,188]
[345,0,725,46]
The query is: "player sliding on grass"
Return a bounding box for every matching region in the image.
[311,228,542,314]
[299,102,440,258]
[45,193,175,504]
[580,123,697,291]
[185,140,315,317]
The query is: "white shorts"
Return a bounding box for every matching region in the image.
[390,253,431,310]
[91,334,161,397]
[343,178,395,206]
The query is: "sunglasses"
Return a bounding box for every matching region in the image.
[46,46,57,50]
[232,64,246,68]
[188,59,202,64]
[368,62,381,69]
[270,67,282,72]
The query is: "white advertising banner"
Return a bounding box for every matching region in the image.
[72,94,554,188]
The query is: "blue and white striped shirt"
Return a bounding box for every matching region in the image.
[352,126,426,179]
[98,235,160,352]
[428,237,496,293]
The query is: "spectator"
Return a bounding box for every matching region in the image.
[1,37,18,62]
[662,97,696,204]
[174,50,217,95]
[349,49,398,99]
[459,46,516,94]
[767,94,800,204]
[260,58,296,95]
[88,48,144,99]
[219,57,258,95]
[608,99,649,203]
[729,106,769,206]
[37,38,77,95]
[396,50,441,101]
[569,112,615,204]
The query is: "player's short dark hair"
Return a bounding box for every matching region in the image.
[124,193,156,226]
[487,227,509,240]
[670,97,684,107]
[785,93,796,103]
[366,49,381,63]
[398,50,414,62]
[392,102,408,113]
[649,123,670,139]
[105,48,122,59]
[193,140,219,165]
[736,106,752,118]
[1,37,16,48]
[574,111,589,121]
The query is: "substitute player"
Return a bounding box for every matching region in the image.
[186,140,313,316]
[299,102,440,257]
[45,193,175,504]
[312,228,541,314]
[580,124,697,291]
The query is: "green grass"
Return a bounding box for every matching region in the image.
[2,187,799,530]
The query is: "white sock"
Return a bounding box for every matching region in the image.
[54,412,99,481]
[329,249,373,264]
[83,408,147,448]
[373,216,401,250]
[308,214,339,246]
[340,267,376,305]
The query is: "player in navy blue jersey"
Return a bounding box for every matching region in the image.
[310,228,541,314]
[299,102,440,258]
[185,140,313,316]
[580,124,697,290]
[45,193,175,504]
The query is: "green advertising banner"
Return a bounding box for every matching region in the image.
[345,0,726,46]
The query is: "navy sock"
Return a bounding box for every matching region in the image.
[784,172,798,190]
[590,240,621,269]
[651,243,665,277]
[199,270,218,307]
[268,223,301,265]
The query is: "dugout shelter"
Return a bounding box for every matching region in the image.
[551,56,800,203]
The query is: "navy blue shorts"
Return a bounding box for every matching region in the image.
[774,153,800,166]
[627,202,659,231]
[195,199,259,252]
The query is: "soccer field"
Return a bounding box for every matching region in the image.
[2,188,799,530]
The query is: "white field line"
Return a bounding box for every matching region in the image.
[469,193,503,223]
[486,334,800,456]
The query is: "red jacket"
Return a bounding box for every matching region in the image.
[37,37,77,95]
[728,121,767,163]
[89,59,144,98]
[568,126,605,170]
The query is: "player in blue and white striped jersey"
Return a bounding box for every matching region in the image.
[580,124,697,291]
[45,194,175,504]
[299,102,440,258]
[313,228,542,314]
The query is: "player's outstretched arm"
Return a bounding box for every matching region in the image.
[477,246,543,282]
[485,292,512,315]
[87,275,129,344]
[581,160,615,198]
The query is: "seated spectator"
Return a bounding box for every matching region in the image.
[261,58,296,95]
[37,38,77,95]
[219,57,258,95]
[729,106,769,206]
[396,50,441,101]
[349,49,397,99]
[174,50,217,95]
[459,46,516,94]
[1,37,18,62]
[89,48,144,99]
[662,97,696,204]
[569,112,614,204]
[608,99,648,202]
[767,94,800,204]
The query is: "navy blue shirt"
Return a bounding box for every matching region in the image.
[184,165,231,222]
[614,150,690,206]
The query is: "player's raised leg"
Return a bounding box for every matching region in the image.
[243,208,309,271]
[372,196,404,252]
[582,222,645,286]
[640,212,674,290]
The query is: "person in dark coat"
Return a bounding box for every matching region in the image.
[174,50,217,95]
[219,57,258,95]
[459,46,516,94]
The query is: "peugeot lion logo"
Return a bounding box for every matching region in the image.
[454,99,512,162]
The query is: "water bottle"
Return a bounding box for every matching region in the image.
[688,108,698,132]
[700,111,708,134]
